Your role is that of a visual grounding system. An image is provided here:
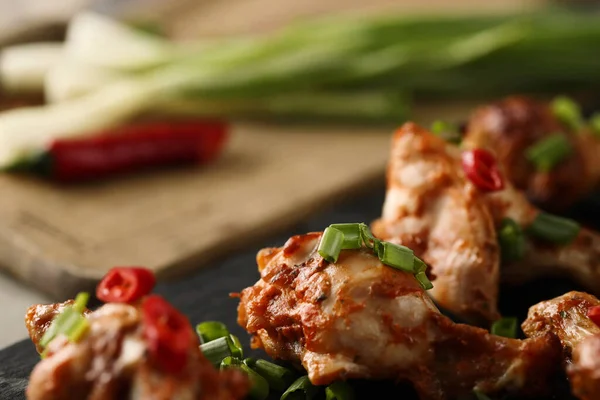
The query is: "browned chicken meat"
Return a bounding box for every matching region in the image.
[523,291,600,400]
[25,300,247,400]
[372,122,600,324]
[237,232,561,400]
[464,96,600,211]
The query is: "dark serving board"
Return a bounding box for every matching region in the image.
[1,185,598,400]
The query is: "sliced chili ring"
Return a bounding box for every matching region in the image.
[142,295,195,374]
[96,267,156,304]
[461,148,504,192]
[587,306,600,327]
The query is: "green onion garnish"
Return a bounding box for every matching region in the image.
[473,390,492,400]
[413,257,427,273]
[415,271,433,290]
[318,227,344,263]
[329,223,362,250]
[200,336,233,366]
[490,317,518,338]
[325,381,355,400]
[498,218,525,263]
[39,292,90,352]
[551,96,583,130]
[229,334,244,359]
[590,112,600,138]
[359,223,377,249]
[431,120,462,144]
[281,375,319,400]
[196,321,229,344]
[378,242,415,273]
[221,357,270,400]
[73,292,89,313]
[245,358,296,393]
[526,212,580,245]
[525,134,573,172]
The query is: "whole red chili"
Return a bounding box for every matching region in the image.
[461,148,504,192]
[45,120,228,182]
[142,295,195,374]
[96,267,156,304]
[588,306,600,327]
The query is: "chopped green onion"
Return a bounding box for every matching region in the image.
[359,223,376,249]
[551,96,583,130]
[431,120,462,144]
[498,218,525,263]
[38,292,90,351]
[473,390,492,400]
[318,227,344,263]
[413,257,428,273]
[68,318,90,343]
[373,238,384,258]
[281,375,319,400]
[590,113,600,138]
[200,336,233,366]
[221,357,269,400]
[378,242,415,272]
[490,317,518,338]
[245,358,296,392]
[73,292,90,312]
[196,321,229,344]
[329,223,362,250]
[229,334,244,359]
[526,212,580,245]
[525,134,573,172]
[415,271,434,290]
[325,381,355,400]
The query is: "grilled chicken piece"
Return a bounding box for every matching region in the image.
[25,301,247,400]
[464,96,600,211]
[237,232,561,400]
[523,291,600,400]
[372,122,600,324]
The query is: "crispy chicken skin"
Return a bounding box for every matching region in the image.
[523,291,600,400]
[371,122,500,324]
[25,302,247,400]
[464,96,600,211]
[237,232,561,400]
[373,122,600,323]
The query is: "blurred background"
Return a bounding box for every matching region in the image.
[0,0,599,347]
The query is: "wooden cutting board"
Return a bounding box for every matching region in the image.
[0,0,541,300]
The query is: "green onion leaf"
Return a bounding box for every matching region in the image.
[73,292,90,313]
[196,321,229,344]
[281,375,319,400]
[491,317,518,338]
[551,96,583,130]
[373,238,384,258]
[590,113,600,138]
[39,292,90,351]
[200,336,233,366]
[415,271,434,290]
[221,357,270,400]
[473,390,492,400]
[359,223,376,249]
[325,381,355,400]
[431,120,462,144]
[525,134,573,172]
[329,223,362,250]
[318,227,344,263]
[229,334,244,359]
[245,358,296,393]
[526,212,580,245]
[413,257,428,273]
[498,218,525,263]
[378,242,415,272]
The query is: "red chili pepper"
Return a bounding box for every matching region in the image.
[142,295,195,374]
[46,120,228,182]
[461,148,504,192]
[96,267,156,304]
[588,306,600,327]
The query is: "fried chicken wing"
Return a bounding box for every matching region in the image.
[464,96,600,211]
[523,291,600,400]
[237,232,561,400]
[373,122,600,324]
[25,301,247,400]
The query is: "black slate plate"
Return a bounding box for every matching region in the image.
[0,185,598,400]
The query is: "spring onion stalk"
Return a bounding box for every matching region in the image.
[0,43,63,94]
[329,223,363,250]
[245,358,296,392]
[196,321,229,344]
[325,381,355,400]
[525,134,573,172]
[359,223,377,249]
[318,227,344,263]
[281,375,319,400]
[526,212,581,245]
[590,113,600,138]
[378,242,415,272]
[551,96,583,130]
[430,120,462,144]
[39,292,90,352]
[229,334,244,359]
[221,357,270,400]
[415,271,434,290]
[498,218,526,263]
[413,257,428,273]
[490,317,519,338]
[73,292,90,313]
[200,336,233,366]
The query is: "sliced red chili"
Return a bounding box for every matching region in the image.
[461,148,504,192]
[96,267,156,304]
[587,306,600,327]
[142,295,195,374]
